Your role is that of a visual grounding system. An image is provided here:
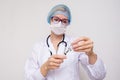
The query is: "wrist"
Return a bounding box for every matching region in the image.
[87,50,94,57]
[40,62,48,77]
[88,52,97,64]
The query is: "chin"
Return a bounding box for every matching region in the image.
[55,34,64,36]
[51,31,64,36]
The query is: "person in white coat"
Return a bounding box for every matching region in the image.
[25,4,106,80]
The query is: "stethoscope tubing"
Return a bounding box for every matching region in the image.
[46,34,67,55]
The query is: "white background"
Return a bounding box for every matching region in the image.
[0,0,120,80]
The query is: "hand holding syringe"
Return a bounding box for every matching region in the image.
[65,36,94,56]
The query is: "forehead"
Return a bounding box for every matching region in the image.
[53,14,68,19]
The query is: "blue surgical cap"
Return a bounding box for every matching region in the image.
[47,4,71,24]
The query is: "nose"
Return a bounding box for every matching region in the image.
[57,21,62,26]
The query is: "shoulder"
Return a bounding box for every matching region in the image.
[32,37,47,52]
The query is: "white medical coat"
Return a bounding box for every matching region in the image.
[25,34,106,80]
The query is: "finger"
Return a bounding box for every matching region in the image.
[49,62,61,67]
[74,48,91,53]
[72,40,93,49]
[52,54,67,59]
[71,36,89,45]
[49,57,63,64]
[72,41,85,49]
[71,37,82,45]
[47,59,61,70]
[49,66,59,70]
[78,36,89,41]
[74,44,93,51]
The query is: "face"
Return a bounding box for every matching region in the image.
[49,14,69,35]
[50,14,69,26]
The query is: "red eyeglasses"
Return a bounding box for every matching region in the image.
[51,16,69,25]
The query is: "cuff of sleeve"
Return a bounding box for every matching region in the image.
[78,53,89,65]
[33,69,46,80]
[79,53,102,67]
[87,56,102,68]
[87,57,106,79]
[87,56,106,73]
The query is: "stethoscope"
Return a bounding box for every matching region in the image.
[46,34,71,56]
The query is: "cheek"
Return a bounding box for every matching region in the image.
[50,20,53,24]
[64,25,69,28]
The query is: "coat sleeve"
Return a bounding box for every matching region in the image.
[78,53,106,80]
[24,43,46,80]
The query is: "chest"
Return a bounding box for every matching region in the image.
[37,46,79,68]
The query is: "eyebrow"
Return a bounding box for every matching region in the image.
[53,16,68,20]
